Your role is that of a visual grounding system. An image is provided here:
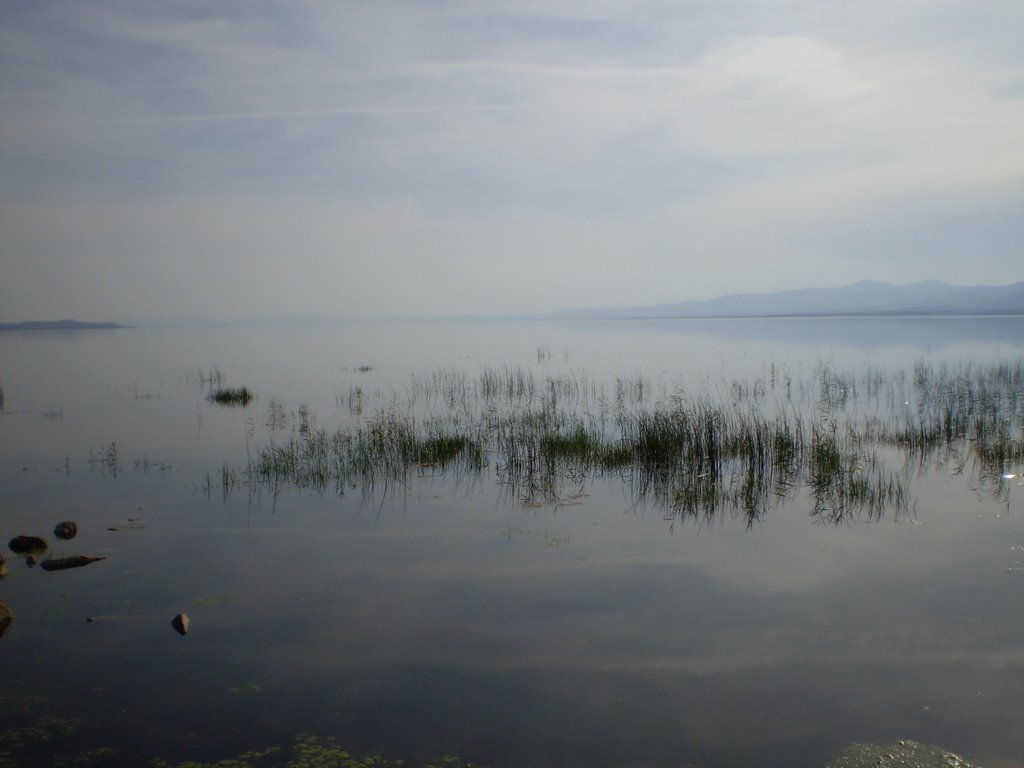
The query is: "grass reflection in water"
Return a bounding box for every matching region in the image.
[245,360,1023,525]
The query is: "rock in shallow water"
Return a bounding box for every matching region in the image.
[171,613,190,635]
[53,521,78,540]
[39,555,106,572]
[0,602,12,639]
[8,535,48,554]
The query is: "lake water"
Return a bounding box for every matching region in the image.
[1,317,1023,767]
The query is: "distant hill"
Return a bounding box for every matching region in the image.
[0,319,132,331]
[550,280,1024,320]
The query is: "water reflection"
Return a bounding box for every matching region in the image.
[245,360,1022,527]
[2,320,1024,767]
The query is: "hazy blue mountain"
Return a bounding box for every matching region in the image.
[549,280,1024,319]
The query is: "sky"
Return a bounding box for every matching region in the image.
[1,1,1023,322]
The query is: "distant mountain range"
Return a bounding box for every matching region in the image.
[0,319,131,331]
[4,282,1023,328]
[548,280,1024,320]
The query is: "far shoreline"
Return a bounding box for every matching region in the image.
[0,320,133,331]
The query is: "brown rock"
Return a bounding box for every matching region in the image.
[39,555,106,572]
[0,602,12,639]
[53,521,78,540]
[171,613,190,636]
[8,535,48,554]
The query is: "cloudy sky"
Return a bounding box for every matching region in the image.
[1,1,1022,321]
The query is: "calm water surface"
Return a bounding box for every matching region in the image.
[1,317,1023,767]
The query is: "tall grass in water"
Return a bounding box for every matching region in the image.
[195,366,224,388]
[254,409,485,496]
[244,360,1024,522]
[89,441,120,476]
[861,361,1024,475]
[209,386,254,406]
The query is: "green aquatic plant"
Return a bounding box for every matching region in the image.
[238,360,1024,521]
[827,738,977,768]
[0,688,99,768]
[209,387,255,406]
[250,390,896,522]
[147,735,479,768]
[149,746,281,768]
[254,410,485,496]
[0,698,481,768]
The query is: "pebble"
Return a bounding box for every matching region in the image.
[171,613,190,636]
[53,521,78,540]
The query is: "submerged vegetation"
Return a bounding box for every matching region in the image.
[242,360,1024,524]
[148,734,479,768]
[197,367,254,406]
[0,695,476,768]
[0,687,979,768]
[0,684,977,768]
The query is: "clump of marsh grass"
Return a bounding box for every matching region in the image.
[249,390,882,523]
[860,360,1024,478]
[807,426,909,524]
[148,732,478,768]
[236,359,1024,522]
[88,441,119,476]
[252,409,484,496]
[209,386,254,406]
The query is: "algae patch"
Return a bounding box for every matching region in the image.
[147,734,479,768]
[829,739,978,768]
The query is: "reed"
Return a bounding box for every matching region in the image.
[209,386,254,406]
[238,359,1023,521]
[196,366,224,387]
[252,408,484,496]
[89,441,119,476]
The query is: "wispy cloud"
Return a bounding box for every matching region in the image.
[87,103,523,126]
[1,1,1022,320]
